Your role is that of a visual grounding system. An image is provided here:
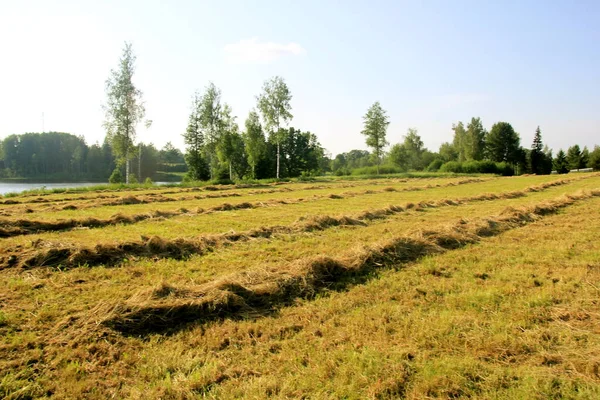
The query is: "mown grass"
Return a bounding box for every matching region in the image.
[0,173,599,399]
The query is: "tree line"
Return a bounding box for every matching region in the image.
[349,102,600,176]
[181,79,327,182]
[0,132,185,182]
[2,43,598,182]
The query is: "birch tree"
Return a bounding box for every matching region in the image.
[103,42,146,183]
[361,101,389,174]
[198,82,223,178]
[257,76,293,179]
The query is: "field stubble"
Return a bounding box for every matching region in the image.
[1,173,600,399]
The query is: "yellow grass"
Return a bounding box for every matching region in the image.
[1,173,599,399]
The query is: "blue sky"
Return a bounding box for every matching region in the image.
[0,0,598,156]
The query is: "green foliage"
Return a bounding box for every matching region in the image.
[589,145,600,170]
[388,143,408,171]
[127,174,139,184]
[452,117,490,162]
[280,128,324,178]
[389,128,426,171]
[109,168,124,184]
[567,145,586,170]
[217,105,248,180]
[332,150,372,174]
[103,42,147,183]
[452,122,468,162]
[554,150,569,174]
[187,82,225,179]
[438,142,458,162]
[486,122,521,164]
[529,126,547,174]
[440,161,463,173]
[257,76,293,179]
[160,142,185,164]
[426,159,444,172]
[361,102,390,174]
[465,117,487,161]
[183,90,210,181]
[581,146,590,168]
[0,132,111,180]
[144,177,153,185]
[440,160,513,175]
[243,110,266,178]
[351,164,402,175]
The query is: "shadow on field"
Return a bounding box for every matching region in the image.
[1,177,579,271]
[101,189,600,337]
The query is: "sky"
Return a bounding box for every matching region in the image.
[0,0,599,157]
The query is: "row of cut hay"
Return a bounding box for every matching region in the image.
[98,189,600,336]
[2,180,595,271]
[0,175,414,204]
[0,176,491,211]
[0,176,532,237]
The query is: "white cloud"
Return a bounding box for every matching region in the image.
[223,37,306,64]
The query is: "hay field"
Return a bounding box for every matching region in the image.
[1,174,600,399]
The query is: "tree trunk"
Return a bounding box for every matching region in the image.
[229,162,232,180]
[276,143,280,179]
[138,144,142,182]
[125,149,130,184]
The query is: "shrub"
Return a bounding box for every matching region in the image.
[496,162,514,176]
[334,167,351,176]
[211,178,235,185]
[108,168,124,184]
[351,165,402,175]
[144,177,153,185]
[440,161,463,173]
[426,159,444,172]
[128,174,139,184]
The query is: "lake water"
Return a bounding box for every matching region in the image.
[0,182,175,195]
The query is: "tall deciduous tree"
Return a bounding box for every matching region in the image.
[257,76,293,179]
[452,122,468,162]
[217,104,246,180]
[438,142,458,162]
[198,83,224,178]
[361,102,390,174]
[465,117,486,161]
[243,110,266,178]
[183,91,209,180]
[402,128,425,170]
[103,42,146,183]
[486,122,521,165]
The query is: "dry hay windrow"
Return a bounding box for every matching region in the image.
[94,189,600,336]
[0,177,581,238]
[0,177,560,237]
[1,183,597,272]
[0,177,493,213]
[0,178,389,204]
